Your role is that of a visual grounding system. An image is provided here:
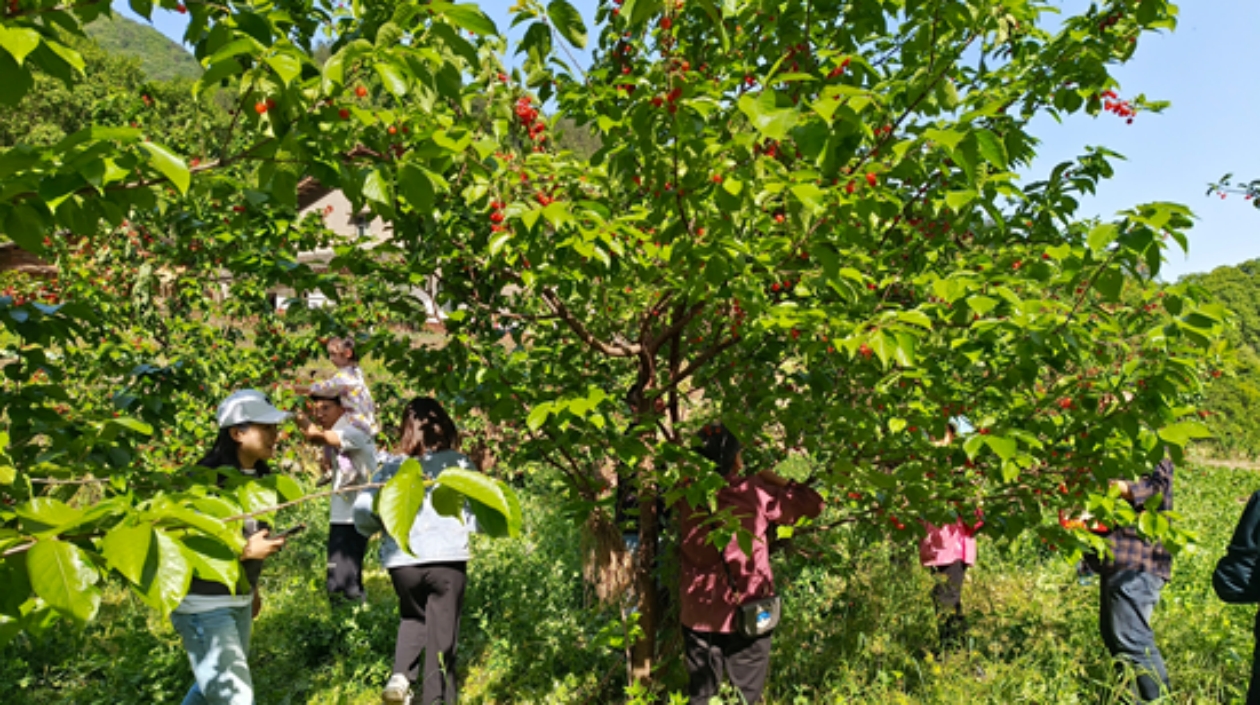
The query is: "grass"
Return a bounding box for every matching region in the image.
[2,463,1257,703]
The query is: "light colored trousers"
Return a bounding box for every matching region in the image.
[170,604,254,705]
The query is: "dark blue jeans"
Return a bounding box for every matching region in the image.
[1100,570,1170,702]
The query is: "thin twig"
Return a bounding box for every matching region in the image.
[221,481,387,521]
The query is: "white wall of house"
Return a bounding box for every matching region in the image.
[283,190,445,322]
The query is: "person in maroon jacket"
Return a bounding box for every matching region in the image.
[678,423,824,705]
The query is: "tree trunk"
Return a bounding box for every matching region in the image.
[629,475,660,684]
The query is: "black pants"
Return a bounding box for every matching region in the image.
[683,627,773,705]
[327,523,368,602]
[390,562,467,705]
[931,561,968,648]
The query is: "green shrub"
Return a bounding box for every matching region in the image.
[2,465,1257,703]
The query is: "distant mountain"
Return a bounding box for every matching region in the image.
[85,14,201,82]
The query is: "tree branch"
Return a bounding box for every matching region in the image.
[541,288,641,357]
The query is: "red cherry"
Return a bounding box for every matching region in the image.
[865,173,877,187]
[355,85,368,98]
[254,101,268,114]
[339,108,350,120]
[773,213,785,224]
[388,125,397,135]
[711,174,723,183]
[846,181,855,194]
[489,212,505,224]
[176,3,187,13]
[660,17,672,30]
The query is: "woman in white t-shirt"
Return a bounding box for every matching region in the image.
[169,390,291,705]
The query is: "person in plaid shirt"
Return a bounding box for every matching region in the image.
[1090,457,1174,702]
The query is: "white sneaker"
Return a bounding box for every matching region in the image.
[381,673,411,704]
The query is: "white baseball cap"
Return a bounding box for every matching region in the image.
[217,389,292,428]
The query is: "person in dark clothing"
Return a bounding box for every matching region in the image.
[1089,457,1175,702]
[1214,489,1260,703]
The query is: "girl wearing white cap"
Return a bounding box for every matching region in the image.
[169,389,291,705]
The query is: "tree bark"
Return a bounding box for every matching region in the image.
[629,471,660,684]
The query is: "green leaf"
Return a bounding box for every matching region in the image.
[945,190,976,211]
[1094,268,1123,301]
[526,403,551,432]
[136,531,191,615]
[737,91,798,142]
[790,183,824,213]
[889,418,907,433]
[363,169,394,209]
[399,164,435,213]
[0,25,41,65]
[100,523,152,586]
[547,0,587,49]
[966,295,998,316]
[984,435,1017,461]
[431,484,465,521]
[180,535,241,589]
[963,434,985,460]
[380,458,428,556]
[235,482,277,516]
[16,498,82,534]
[923,127,965,152]
[43,40,85,75]
[375,61,410,98]
[434,3,498,36]
[273,475,304,503]
[26,540,100,625]
[435,468,521,538]
[897,310,932,329]
[1088,223,1118,252]
[102,416,153,440]
[0,51,33,106]
[974,129,1008,169]
[265,51,303,86]
[321,49,346,93]
[1157,421,1213,447]
[138,143,190,195]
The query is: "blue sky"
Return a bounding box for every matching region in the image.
[112,0,1259,281]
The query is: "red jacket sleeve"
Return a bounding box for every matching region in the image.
[764,480,824,525]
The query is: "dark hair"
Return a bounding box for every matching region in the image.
[396,397,459,457]
[696,423,742,477]
[330,336,357,362]
[310,392,342,406]
[197,426,271,478]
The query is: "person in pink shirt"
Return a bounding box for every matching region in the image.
[678,423,824,704]
[919,423,983,650]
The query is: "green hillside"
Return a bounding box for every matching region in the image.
[84,14,201,82]
[1182,259,1260,456]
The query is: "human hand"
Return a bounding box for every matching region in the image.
[1110,479,1133,501]
[241,529,286,561]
